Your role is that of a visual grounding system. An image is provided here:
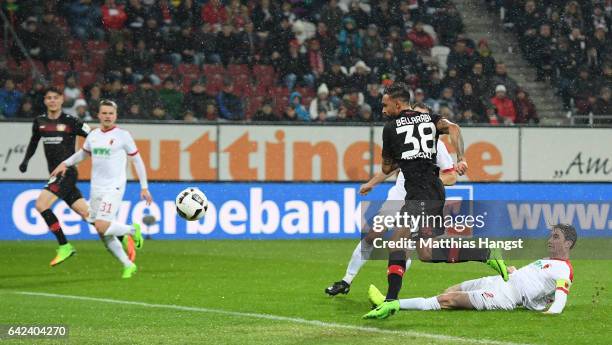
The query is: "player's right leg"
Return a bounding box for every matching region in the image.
[36,189,76,266]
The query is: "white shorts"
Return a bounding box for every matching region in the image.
[460,276,521,311]
[88,188,125,223]
[377,185,406,218]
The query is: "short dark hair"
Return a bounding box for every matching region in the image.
[44,86,63,96]
[384,82,412,103]
[554,224,577,249]
[99,99,118,109]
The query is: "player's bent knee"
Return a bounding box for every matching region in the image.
[94,220,110,234]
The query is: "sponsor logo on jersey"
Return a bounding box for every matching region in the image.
[41,137,63,144]
[57,124,67,132]
[92,147,111,156]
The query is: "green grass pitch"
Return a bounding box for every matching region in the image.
[0,240,610,345]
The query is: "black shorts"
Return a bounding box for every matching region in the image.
[44,168,83,206]
[401,171,446,239]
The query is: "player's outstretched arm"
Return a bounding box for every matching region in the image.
[544,279,571,314]
[51,149,90,177]
[436,119,467,176]
[360,169,399,195]
[19,121,42,173]
[130,153,152,205]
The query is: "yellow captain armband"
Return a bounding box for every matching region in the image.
[556,279,571,294]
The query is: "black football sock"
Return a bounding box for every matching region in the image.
[41,209,68,245]
[385,251,406,300]
[117,236,124,242]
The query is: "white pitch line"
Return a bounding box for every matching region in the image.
[12,291,534,345]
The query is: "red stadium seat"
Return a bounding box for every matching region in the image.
[22,60,46,74]
[203,64,225,76]
[88,51,106,71]
[180,75,197,93]
[228,64,250,77]
[78,70,98,88]
[253,64,274,77]
[246,96,264,119]
[48,60,71,74]
[51,73,65,89]
[274,95,289,116]
[178,63,200,78]
[86,40,109,53]
[154,63,175,81]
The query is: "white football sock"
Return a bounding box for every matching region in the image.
[103,236,133,268]
[103,222,134,237]
[342,240,373,284]
[399,297,441,310]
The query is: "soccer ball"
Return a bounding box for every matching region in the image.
[175,187,208,221]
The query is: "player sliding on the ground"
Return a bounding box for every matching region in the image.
[51,100,152,278]
[366,224,576,317]
[325,137,457,296]
[363,82,508,320]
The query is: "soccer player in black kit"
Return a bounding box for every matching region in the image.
[363,82,508,319]
[18,87,91,266]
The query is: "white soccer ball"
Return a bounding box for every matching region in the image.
[175,187,208,221]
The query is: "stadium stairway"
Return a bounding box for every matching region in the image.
[453,0,567,124]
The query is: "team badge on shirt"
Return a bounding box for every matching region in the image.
[57,124,66,132]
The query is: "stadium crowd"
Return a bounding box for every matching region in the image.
[0,0,601,124]
[489,0,611,123]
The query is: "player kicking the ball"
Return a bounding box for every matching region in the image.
[325,137,457,296]
[51,100,152,278]
[366,224,576,317]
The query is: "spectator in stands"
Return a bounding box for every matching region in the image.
[441,68,463,96]
[572,68,599,114]
[466,62,487,99]
[364,83,382,119]
[127,76,160,117]
[475,39,496,76]
[362,24,385,66]
[371,0,397,37]
[27,78,46,115]
[588,25,608,72]
[86,83,103,115]
[446,40,474,77]
[457,109,478,124]
[358,103,373,122]
[126,103,142,119]
[251,0,278,33]
[216,23,238,66]
[309,83,338,121]
[169,25,196,66]
[422,66,443,100]
[433,3,464,46]
[386,26,403,54]
[159,77,184,119]
[68,0,103,41]
[319,0,343,35]
[104,40,132,82]
[150,103,172,121]
[553,39,579,110]
[12,18,41,62]
[349,61,372,94]
[486,62,519,99]
[103,77,128,111]
[341,87,364,120]
[593,87,611,124]
[252,99,278,121]
[315,22,337,63]
[490,85,517,124]
[486,104,501,125]
[131,39,159,85]
[398,40,425,80]
[375,48,401,82]
[413,88,426,107]
[217,79,244,120]
[427,87,458,115]
[321,60,348,95]
[39,12,66,64]
[561,1,584,35]
[201,0,228,29]
[193,23,220,65]
[395,1,414,34]
[170,0,195,29]
[284,91,309,121]
[204,102,219,121]
[62,74,83,117]
[0,78,22,118]
[125,0,146,37]
[101,0,128,35]
[567,27,587,62]
[142,17,164,57]
[279,40,314,91]
[439,106,456,123]
[531,24,555,81]
[515,0,542,59]
[184,78,214,119]
[407,22,434,54]
[235,21,263,65]
[514,88,539,124]
[588,5,607,36]
[17,97,35,118]
[183,109,197,123]
[347,1,369,30]
[337,17,363,64]
[307,39,325,79]
[74,99,92,121]
[457,82,485,119]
